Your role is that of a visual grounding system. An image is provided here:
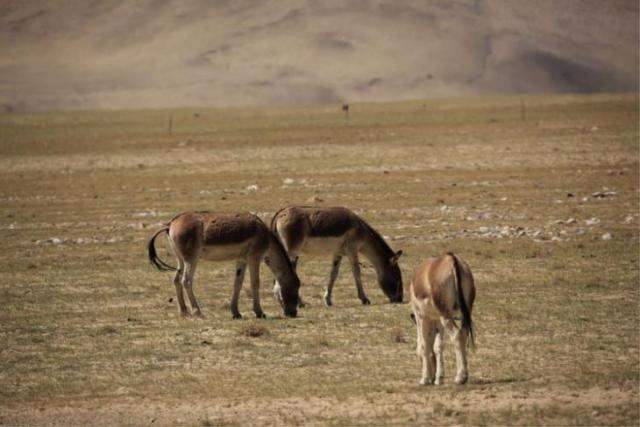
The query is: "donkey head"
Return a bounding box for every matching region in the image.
[273,278,300,318]
[265,233,301,318]
[379,250,404,303]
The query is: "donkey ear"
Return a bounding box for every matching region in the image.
[390,250,403,265]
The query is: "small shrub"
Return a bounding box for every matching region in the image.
[313,334,330,347]
[240,322,268,338]
[390,326,406,343]
[200,417,215,426]
[97,325,118,335]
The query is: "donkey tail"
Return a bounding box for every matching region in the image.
[449,252,475,348]
[147,226,177,271]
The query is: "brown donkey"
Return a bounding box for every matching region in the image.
[148,211,300,319]
[271,206,403,307]
[410,252,476,385]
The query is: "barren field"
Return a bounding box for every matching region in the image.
[0,94,638,425]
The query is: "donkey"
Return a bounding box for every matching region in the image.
[410,252,476,385]
[270,206,403,307]
[147,211,300,319]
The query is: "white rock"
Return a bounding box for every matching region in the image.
[601,233,612,240]
[246,184,259,191]
[624,215,634,224]
[283,178,295,185]
[133,211,158,218]
[51,237,63,245]
[585,217,600,225]
[566,218,577,225]
[591,191,617,198]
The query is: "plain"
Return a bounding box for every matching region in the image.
[0,93,638,425]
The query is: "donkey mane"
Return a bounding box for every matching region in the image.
[358,217,395,259]
[257,216,295,271]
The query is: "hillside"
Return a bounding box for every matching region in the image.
[0,0,638,111]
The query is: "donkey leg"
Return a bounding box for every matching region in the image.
[182,260,203,318]
[173,260,189,317]
[419,320,437,385]
[324,255,342,307]
[291,255,306,308]
[230,262,247,319]
[443,319,469,384]
[248,258,266,319]
[434,327,445,385]
[413,308,423,357]
[454,327,470,384]
[347,250,370,305]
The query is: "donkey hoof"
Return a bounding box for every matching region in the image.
[323,297,332,307]
[232,313,242,320]
[454,374,468,385]
[419,378,432,386]
[194,311,204,318]
[435,376,443,385]
[180,311,192,318]
[298,301,306,308]
[255,312,267,319]
[361,297,371,305]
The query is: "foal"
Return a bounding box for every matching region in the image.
[410,252,476,385]
[271,206,403,306]
[148,211,300,319]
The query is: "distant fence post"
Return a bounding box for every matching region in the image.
[342,103,349,124]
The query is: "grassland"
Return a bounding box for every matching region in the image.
[0,93,638,426]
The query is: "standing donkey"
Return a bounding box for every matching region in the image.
[148,211,300,319]
[410,252,476,385]
[271,206,403,307]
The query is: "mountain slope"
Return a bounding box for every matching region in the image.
[0,0,637,111]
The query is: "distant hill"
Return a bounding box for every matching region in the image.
[0,0,637,111]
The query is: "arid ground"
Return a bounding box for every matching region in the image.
[0,94,638,425]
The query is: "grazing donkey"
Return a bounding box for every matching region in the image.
[410,252,475,385]
[270,206,403,307]
[148,211,300,319]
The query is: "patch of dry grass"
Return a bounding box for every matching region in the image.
[0,94,638,425]
[239,322,269,338]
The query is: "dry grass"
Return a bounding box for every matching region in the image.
[0,93,638,426]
